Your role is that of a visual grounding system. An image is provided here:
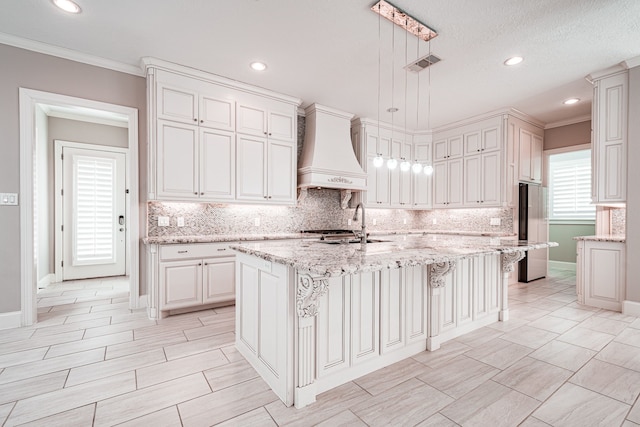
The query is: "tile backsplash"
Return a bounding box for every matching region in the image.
[147,189,514,237]
[611,208,626,235]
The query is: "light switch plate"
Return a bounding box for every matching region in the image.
[432,218,437,225]
[158,216,169,226]
[177,217,185,227]
[372,218,377,225]
[254,217,260,227]
[490,218,501,226]
[0,193,18,206]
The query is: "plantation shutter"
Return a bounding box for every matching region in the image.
[548,150,595,221]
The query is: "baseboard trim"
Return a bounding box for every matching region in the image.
[37,273,55,289]
[549,261,576,272]
[0,311,22,330]
[623,300,640,317]
[138,295,148,309]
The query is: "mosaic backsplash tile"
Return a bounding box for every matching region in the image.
[147,189,514,237]
[611,208,626,235]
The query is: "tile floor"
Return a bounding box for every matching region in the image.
[1,269,640,426]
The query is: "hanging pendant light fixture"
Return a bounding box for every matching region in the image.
[387,9,398,171]
[374,2,384,169]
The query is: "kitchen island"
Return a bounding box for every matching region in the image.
[231,234,557,408]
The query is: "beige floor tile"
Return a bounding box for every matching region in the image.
[0,370,68,405]
[0,328,35,345]
[521,298,567,312]
[578,315,630,335]
[60,289,98,297]
[37,306,91,319]
[83,319,158,339]
[18,403,95,427]
[204,359,259,392]
[133,320,204,340]
[265,382,368,427]
[545,293,578,304]
[518,416,552,426]
[91,300,131,313]
[216,407,278,427]
[115,405,182,427]
[354,357,431,396]
[492,357,572,401]
[66,348,166,387]
[412,341,472,369]
[465,338,532,370]
[36,296,78,308]
[596,310,637,323]
[417,355,498,399]
[414,412,460,426]
[628,397,640,424]
[0,402,15,425]
[533,383,629,426]
[94,373,210,427]
[0,347,47,369]
[500,325,559,349]
[183,320,235,341]
[105,330,187,359]
[351,378,453,426]
[31,317,112,337]
[453,326,504,348]
[49,298,112,312]
[0,347,104,384]
[164,332,234,360]
[623,420,640,427]
[46,330,132,359]
[570,358,640,404]
[179,376,278,427]
[549,306,595,322]
[197,310,236,326]
[614,327,640,348]
[528,340,596,371]
[61,310,118,324]
[0,330,84,356]
[440,380,539,427]
[527,315,579,334]
[136,349,228,388]
[557,326,615,351]
[110,310,151,325]
[596,341,640,372]
[508,306,551,321]
[485,318,530,332]
[628,318,640,329]
[5,371,136,426]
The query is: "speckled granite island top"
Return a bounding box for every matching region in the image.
[573,235,626,243]
[231,234,557,277]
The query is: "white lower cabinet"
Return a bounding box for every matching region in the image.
[576,240,626,311]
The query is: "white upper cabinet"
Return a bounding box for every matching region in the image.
[145,61,300,205]
[434,135,463,161]
[591,70,628,204]
[518,128,543,184]
[412,141,432,209]
[464,126,500,155]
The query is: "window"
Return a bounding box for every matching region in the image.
[548,149,595,221]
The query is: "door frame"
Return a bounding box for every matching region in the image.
[19,88,140,326]
[54,141,129,283]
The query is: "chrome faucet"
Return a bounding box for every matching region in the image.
[353,202,366,245]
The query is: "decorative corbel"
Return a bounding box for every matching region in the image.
[296,274,329,317]
[429,261,457,288]
[501,251,526,273]
[297,187,308,204]
[340,189,352,209]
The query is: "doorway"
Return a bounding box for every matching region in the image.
[19,88,140,326]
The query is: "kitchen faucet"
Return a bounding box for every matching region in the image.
[353,202,366,245]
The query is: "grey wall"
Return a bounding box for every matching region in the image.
[549,223,595,263]
[544,120,591,150]
[0,43,146,314]
[627,66,640,303]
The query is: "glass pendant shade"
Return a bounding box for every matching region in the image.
[387,158,398,169]
[423,164,434,175]
[373,155,384,168]
[400,160,411,171]
[412,163,423,174]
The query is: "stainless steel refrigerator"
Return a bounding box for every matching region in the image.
[518,182,549,282]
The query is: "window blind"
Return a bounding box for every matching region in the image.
[548,149,595,221]
[73,156,115,264]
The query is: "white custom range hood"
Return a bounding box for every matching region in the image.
[298,104,367,203]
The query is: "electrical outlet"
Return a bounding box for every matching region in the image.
[403,218,407,225]
[0,193,18,206]
[347,218,352,226]
[432,218,437,225]
[158,216,169,227]
[254,217,260,227]
[177,217,185,227]
[490,218,501,226]
[372,218,377,225]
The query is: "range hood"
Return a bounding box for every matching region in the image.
[298,104,367,205]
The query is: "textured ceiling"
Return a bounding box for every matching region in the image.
[2,0,639,129]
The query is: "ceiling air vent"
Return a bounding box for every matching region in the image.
[405,54,441,73]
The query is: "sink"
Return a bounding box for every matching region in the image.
[317,239,389,245]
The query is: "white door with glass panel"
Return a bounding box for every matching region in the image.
[60,146,126,280]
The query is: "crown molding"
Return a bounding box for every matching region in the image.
[0,32,144,77]
[623,55,640,69]
[544,114,591,130]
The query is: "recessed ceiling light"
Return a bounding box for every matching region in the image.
[250,62,267,71]
[563,98,580,105]
[504,56,523,66]
[52,0,82,13]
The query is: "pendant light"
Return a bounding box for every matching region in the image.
[413,25,423,174]
[373,2,384,169]
[387,11,397,171]
[400,17,411,173]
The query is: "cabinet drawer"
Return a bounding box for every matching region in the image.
[160,242,238,261]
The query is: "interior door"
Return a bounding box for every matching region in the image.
[62,146,126,280]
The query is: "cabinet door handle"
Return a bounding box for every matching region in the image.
[203,263,208,266]
[264,196,268,199]
[217,248,226,251]
[178,250,188,254]
[264,131,268,135]
[268,133,272,136]
[268,196,272,199]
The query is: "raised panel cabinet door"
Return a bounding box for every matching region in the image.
[268,110,295,142]
[378,134,392,157]
[455,258,473,326]
[236,135,267,201]
[380,269,405,354]
[199,95,235,131]
[236,103,267,137]
[159,260,202,310]
[473,256,487,319]
[519,129,533,182]
[433,161,449,207]
[157,120,199,199]
[268,140,295,203]
[585,242,625,311]
[399,168,412,206]
[463,155,482,205]
[376,163,391,206]
[157,84,198,125]
[481,152,501,206]
[238,262,259,354]
[317,276,351,378]
[600,142,625,202]
[433,139,448,161]
[440,272,456,333]
[257,268,283,379]
[202,257,235,304]
[414,142,432,162]
[448,135,464,159]
[366,132,379,156]
[389,167,401,207]
[200,129,235,200]
[482,127,500,152]
[350,272,379,365]
[413,172,432,208]
[464,131,481,155]
[484,254,500,313]
[405,266,427,342]
[365,155,379,205]
[447,158,464,207]
[531,134,543,183]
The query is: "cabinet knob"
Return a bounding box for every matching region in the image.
[268,133,272,136]
[264,196,268,199]
[264,132,268,135]
[200,192,204,195]
[193,118,198,122]
[200,120,204,123]
[477,149,480,152]
[268,196,272,199]
[204,263,208,266]
[198,263,202,266]
[194,192,198,195]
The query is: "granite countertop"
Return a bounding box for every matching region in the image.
[143,230,517,245]
[231,234,558,277]
[573,235,626,243]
